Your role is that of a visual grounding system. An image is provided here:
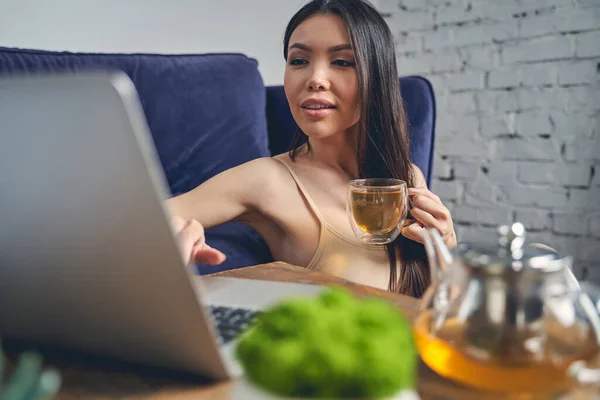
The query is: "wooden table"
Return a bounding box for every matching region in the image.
[4,262,563,400]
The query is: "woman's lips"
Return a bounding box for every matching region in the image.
[300,98,336,118]
[301,106,336,118]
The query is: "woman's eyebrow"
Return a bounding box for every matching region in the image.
[289,43,312,52]
[329,44,353,52]
[288,43,353,53]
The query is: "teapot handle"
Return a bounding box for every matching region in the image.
[422,228,453,284]
[529,243,600,343]
[566,275,600,395]
[563,264,600,344]
[422,228,457,316]
[528,243,600,394]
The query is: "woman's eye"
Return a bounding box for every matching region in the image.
[333,59,354,67]
[290,58,308,66]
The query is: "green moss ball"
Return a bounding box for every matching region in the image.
[235,287,417,398]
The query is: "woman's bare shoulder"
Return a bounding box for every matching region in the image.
[224,156,279,174]
[272,152,295,164]
[228,155,297,196]
[230,155,301,215]
[232,155,293,180]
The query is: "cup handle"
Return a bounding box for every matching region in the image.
[399,189,410,228]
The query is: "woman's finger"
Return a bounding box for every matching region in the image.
[401,221,425,244]
[411,194,450,221]
[408,187,442,205]
[193,243,227,265]
[177,219,205,264]
[410,206,448,237]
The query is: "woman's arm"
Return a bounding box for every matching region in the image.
[165,157,276,264]
[166,157,273,229]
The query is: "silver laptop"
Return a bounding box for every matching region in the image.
[0,71,322,380]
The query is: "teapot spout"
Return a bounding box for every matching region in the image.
[422,228,453,283]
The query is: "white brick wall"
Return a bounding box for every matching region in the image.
[380,0,600,281]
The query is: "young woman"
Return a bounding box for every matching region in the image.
[167,0,456,298]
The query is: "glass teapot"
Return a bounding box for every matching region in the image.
[417,223,600,395]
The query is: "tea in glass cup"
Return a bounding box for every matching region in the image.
[347,178,409,244]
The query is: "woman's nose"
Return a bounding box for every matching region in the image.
[306,67,330,91]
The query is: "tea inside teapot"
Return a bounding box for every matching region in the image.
[414,309,598,392]
[418,223,600,394]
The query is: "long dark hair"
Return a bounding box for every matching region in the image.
[283,0,429,297]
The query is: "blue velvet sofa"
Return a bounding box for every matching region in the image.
[0,47,436,273]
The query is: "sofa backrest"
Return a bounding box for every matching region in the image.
[266,77,436,186]
[1,47,436,190]
[0,48,271,196]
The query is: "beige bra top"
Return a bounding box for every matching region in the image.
[276,159,395,291]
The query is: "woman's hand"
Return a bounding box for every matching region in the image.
[401,187,457,248]
[170,216,227,265]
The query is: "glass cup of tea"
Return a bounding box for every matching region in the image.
[347,178,409,245]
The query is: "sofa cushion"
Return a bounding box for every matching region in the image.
[200,224,273,274]
[0,47,274,271]
[266,76,436,186]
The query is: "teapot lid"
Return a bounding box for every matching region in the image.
[459,223,565,273]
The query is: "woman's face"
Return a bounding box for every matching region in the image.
[284,14,359,142]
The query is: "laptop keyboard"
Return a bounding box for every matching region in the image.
[208,305,261,344]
